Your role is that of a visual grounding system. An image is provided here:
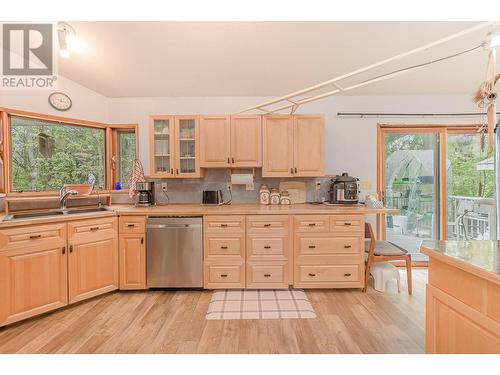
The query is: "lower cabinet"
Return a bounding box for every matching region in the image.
[119,235,146,290]
[67,217,119,304]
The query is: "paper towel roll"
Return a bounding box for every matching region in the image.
[230,173,254,185]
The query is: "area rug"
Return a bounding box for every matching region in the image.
[206,289,316,320]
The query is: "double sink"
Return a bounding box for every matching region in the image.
[3,207,111,221]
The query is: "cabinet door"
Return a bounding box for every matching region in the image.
[119,235,146,290]
[68,237,119,304]
[0,245,68,327]
[293,115,324,177]
[174,116,202,178]
[200,115,231,168]
[262,115,294,177]
[149,116,175,177]
[230,115,262,167]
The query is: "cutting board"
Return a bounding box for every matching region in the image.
[278,181,306,204]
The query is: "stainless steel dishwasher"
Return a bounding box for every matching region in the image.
[146,216,203,288]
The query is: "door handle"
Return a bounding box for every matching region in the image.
[29,234,41,239]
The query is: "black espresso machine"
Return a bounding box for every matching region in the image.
[328,173,359,204]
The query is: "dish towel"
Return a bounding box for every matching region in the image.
[128,159,146,198]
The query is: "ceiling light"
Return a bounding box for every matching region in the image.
[58,22,87,58]
[491,35,500,48]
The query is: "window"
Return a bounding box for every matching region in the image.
[10,116,106,192]
[115,130,137,189]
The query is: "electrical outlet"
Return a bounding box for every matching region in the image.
[161,182,168,191]
[226,182,232,191]
[246,183,255,191]
[315,181,321,190]
[359,180,373,190]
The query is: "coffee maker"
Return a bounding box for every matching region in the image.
[136,182,155,206]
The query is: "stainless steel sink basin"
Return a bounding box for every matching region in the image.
[4,210,65,221]
[3,207,111,221]
[65,207,111,215]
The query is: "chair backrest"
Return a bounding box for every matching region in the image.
[365,222,376,261]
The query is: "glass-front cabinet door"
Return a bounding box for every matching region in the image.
[150,116,175,177]
[174,116,200,177]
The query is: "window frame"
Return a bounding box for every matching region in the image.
[109,125,139,191]
[0,107,138,195]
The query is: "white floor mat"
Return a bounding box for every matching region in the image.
[206,289,316,320]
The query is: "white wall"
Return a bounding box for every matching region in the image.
[108,94,480,192]
[0,76,109,122]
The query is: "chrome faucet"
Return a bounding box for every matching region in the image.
[59,188,78,210]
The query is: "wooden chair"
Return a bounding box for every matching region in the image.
[364,223,412,294]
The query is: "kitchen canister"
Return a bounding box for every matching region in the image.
[259,184,270,205]
[270,188,281,205]
[280,190,291,205]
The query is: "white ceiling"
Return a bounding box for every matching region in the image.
[60,21,500,98]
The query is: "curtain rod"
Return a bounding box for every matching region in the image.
[337,112,500,118]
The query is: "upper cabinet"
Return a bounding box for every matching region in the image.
[200,115,262,168]
[262,115,324,177]
[149,115,202,178]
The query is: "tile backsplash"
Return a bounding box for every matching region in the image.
[111,169,334,205]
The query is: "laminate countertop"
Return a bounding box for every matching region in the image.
[0,203,397,229]
[421,240,500,284]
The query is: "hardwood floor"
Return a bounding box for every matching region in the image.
[0,269,427,354]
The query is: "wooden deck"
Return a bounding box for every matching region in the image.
[0,270,427,354]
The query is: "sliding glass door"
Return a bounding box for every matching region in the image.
[382,130,441,261]
[379,125,496,262]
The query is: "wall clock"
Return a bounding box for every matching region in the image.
[48,92,72,111]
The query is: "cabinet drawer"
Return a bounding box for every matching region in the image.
[207,237,243,257]
[247,263,287,289]
[119,216,145,234]
[297,236,361,256]
[0,223,66,251]
[205,216,245,233]
[68,217,117,242]
[247,215,289,233]
[205,264,245,289]
[248,237,285,257]
[298,265,359,283]
[294,215,330,232]
[330,215,364,233]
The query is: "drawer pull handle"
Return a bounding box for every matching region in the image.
[343,222,352,226]
[69,245,73,253]
[220,224,228,227]
[308,273,316,277]
[220,274,228,278]
[264,274,271,277]
[141,237,144,244]
[90,226,99,231]
[264,246,271,249]
[220,246,228,249]
[29,234,41,239]
[344,245,352,248]
[308,223,316,227]
[308,245,316,249]
[62,246,66,255]
[263,223,271,227]
[127,224,135,228]
[344,273,352,277]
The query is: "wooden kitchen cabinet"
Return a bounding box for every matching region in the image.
[262,115,324,177]
[200,115,231,168]
[149,115,202,178]
[67,217,119,304]
[200,115,262,168]
[293,115,324,177]
[262,115,294,177]
[230,115,262,167]
[0,223,68,327]
[119,216,146,290]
